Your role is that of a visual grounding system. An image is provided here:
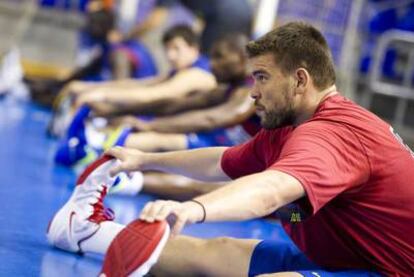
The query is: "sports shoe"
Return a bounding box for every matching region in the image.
[47,155,118,253]
[54,105,93,167]
[109,172,144,196]
[101,219,170,277]
[54,137,98,167]
[103,126,133,150]
[66,105,91,140]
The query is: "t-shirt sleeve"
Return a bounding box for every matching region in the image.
[270,121,370,214]
[221,130,267,179]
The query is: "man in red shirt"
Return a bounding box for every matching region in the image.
[48,22,413,276]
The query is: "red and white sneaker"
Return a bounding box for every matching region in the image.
[46,155,118,253]
[101,219,170,277]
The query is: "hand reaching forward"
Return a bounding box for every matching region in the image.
[139,200,205,236]
[105,146,147,176]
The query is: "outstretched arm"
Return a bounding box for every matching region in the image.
[95,83,231,117]
[102,68,217,104]
[136,87,254,133]
[190,170,304,222]
[140,169,305,235]
[62,75,166,100]
[74,68,216,111]
[96,75,167,87]
[106,146,230,182]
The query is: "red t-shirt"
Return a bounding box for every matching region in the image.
[221,94,414,276]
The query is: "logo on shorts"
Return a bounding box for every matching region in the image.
[278,203,308,223]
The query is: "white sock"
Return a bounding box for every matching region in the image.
[80,221,125,254]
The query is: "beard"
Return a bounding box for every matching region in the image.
[257,88,296,130]
[260,106,296,129]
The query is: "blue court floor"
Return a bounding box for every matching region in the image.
[0,99,290,276]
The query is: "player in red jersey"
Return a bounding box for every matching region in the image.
[48,22,413,276]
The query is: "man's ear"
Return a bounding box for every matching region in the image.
[295,68,310,94]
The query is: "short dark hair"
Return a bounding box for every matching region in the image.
[85,9,115,42]
[246,22,336,89]
[210,33,248,57]
[162,25,199,47]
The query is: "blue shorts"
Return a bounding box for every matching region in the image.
[186,128,235,149]
[249,240,382,277]
[186,126,252,149]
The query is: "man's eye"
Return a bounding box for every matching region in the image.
[257,75,266,81]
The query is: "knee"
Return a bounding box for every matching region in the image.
[205,237,234,249]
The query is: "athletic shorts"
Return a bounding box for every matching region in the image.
[249,240,383,277]
[186,126,252,149]
[186,128,233,149]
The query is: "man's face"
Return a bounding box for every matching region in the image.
[210,45,245,83]
[165,37,198,70]
[248,53,297,129]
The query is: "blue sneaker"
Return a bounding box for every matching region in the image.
[54,137,97,167]
[103,126,133,150]
[67,105,91,141]
[55,105,95,167]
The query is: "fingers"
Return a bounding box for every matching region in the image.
[139,201,188,236]
[171,215,187,236]
[105,147,143,177]
[156,204,174,221]
[105,146,126,161]
[140,202,156,221]
[109,164,125,177]
[140,201,174,222]
[106,147,127,177]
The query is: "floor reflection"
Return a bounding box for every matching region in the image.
[40,250,102,277]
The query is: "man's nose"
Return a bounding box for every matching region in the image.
[250,86,260,100]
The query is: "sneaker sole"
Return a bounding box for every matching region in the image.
[101,220,170,277]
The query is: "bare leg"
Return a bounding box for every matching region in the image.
[125,132,187,152]
[143,172,223,201]
[152,236,260,277]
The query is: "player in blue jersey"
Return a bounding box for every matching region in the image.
[54,25,216,166]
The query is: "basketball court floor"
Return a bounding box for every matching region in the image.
[0,99,290,276]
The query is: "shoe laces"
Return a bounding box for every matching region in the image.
[88,186,115,223]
